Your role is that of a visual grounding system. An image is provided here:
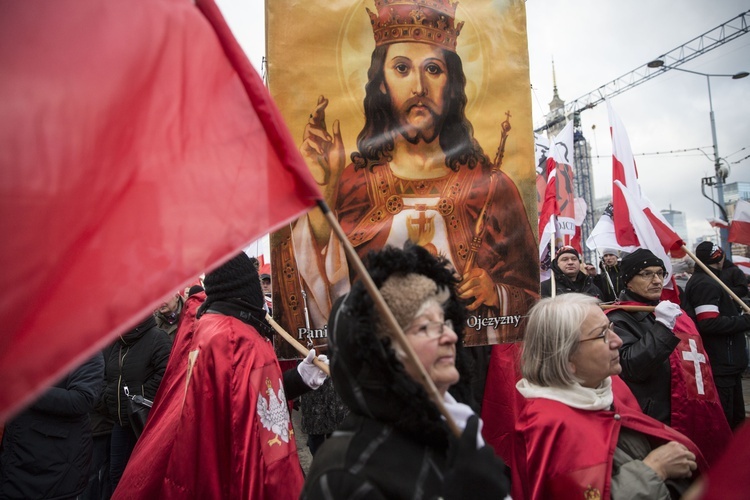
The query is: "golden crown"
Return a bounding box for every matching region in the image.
[366,0,464,52]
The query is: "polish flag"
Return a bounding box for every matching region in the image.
[728,200,750,246]
[732,256,750,276]
[0,0,321,420]
[607,101,685,260]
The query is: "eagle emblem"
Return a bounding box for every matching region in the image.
[256,377,290,446]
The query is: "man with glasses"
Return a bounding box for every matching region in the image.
[684,241,750,430]
[607,248,731,465]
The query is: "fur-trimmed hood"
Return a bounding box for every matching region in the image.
[328,244,474,450]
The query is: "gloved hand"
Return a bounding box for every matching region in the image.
[443,415,510,500]
[297,349,329,390]
[654,300,682,330]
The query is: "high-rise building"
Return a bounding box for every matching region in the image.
[660,207,688,247]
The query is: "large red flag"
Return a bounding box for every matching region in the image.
[0,0,321,420]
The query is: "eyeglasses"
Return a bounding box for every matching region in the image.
[579,322,613,344]
[407,319,454,339]
[636,270,665,281]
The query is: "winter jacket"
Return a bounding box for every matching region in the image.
[0,353,104,500]
[540,261,602,299]
[302,245,508,499]
[595,262,625,303]
[154,295,185,338]
[103,316,171,427]
[684,265,750,377]
[607,291,680,424]
[721,259,749,312]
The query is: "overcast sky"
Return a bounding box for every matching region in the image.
[216,0,750,248]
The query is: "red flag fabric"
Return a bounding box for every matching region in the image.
[0,0,321,420]
[605,102,685,273]
[728,200,750,246]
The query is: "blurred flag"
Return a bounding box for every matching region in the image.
[707,217,730,229]
[538,120,575,267]
[728,200,750,246]
[732,256,750,276]
[0,0,321,420]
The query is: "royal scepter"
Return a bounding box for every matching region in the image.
[464,111,512,272]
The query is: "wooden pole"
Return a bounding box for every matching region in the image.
[318,200,461,437]
[683,245,750,314]
[600,304,655,313]
[265,314,330,376]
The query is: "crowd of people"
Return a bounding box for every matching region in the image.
[0,239,747,499]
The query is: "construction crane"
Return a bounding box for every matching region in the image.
[534,10,750,133]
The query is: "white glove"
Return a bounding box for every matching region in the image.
[297,349,329,390]
[654,301,682,330]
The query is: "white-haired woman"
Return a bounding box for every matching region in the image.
[512,293,706,500]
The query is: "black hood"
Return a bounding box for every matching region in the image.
[328,244,473,449]
[120,315,157,345]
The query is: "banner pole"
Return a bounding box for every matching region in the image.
[317,200,461,437]
[265,314,330,376]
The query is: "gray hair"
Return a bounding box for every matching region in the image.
[521,293,600,387]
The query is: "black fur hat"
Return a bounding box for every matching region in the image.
[328,243,473,449]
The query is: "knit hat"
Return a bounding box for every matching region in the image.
[555,246,579,262]
[601,248,618,256]
[187,285,204,297]
[378,273,447,337]
[695,241,724,265]
[203,252,264,306]
[620,248,666,284]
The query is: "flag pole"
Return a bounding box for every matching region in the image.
[265,314,330,376]
[317,200,461,437]
[549,225,557,298]
[600,304,655,312]
[683,245,750,314]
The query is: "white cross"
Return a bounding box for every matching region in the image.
[682,339,706,395]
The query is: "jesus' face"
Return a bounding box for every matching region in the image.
[381,42,449,144]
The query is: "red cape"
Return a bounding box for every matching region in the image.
[113,310,303,499]
[611,302,732,465]
[512,376,706,500]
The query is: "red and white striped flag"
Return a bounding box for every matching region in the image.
[605,101,685,270]
[728,200,750,246]
[0,0,321,420]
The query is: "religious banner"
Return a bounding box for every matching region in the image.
[266,0,539,354]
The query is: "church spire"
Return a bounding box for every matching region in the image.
[552,57,560,100]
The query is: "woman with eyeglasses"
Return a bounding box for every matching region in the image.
[513,293,705,500]
[301,244,509,500]
[607,249,731,466]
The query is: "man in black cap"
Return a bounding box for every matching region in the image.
[606,248,731,464]
[594,248,625,303]
[540,246,602,299]
[684,241,750,429]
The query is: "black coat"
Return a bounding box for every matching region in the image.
[607,291,679,424]
[684,266,750,377]
[540,262,602,299]
[594,263,625,303]
[0,353,104,500]
[103,316,171,426]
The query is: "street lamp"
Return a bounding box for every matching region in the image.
[647,59,748,255]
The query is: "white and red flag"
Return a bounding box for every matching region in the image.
[0,0,321,420]
[538,120,576,269]
[587,102,685,278]
[728,200,750,246]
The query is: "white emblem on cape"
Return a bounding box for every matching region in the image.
[256,377,290,446]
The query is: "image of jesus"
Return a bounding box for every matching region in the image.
[285,0,539,345]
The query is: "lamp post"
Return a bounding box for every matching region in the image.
[647,59,748,255]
